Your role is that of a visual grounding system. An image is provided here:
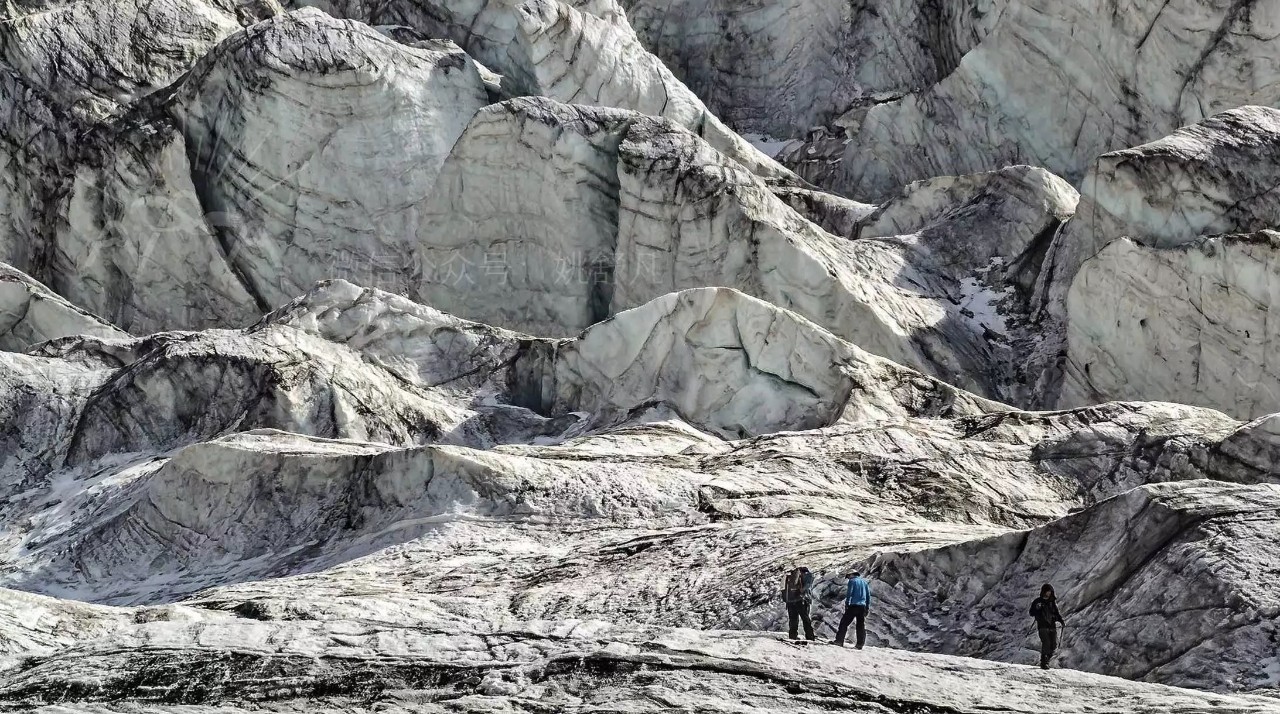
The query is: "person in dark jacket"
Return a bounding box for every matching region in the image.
[782,566,816,640]
[1029,583,1065,669]
[834,570,871,649]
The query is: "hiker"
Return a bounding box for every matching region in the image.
[782,566,816,640]
[834,570,871,648]
[1029,583,1065,669]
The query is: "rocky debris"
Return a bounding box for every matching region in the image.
[865,480,1280,691]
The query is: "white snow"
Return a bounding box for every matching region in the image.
[957,275,1010,335]
[741,132,799,159]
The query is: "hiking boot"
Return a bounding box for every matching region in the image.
[855,645,863,650]
[833,639,844,647]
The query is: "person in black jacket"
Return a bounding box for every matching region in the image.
[781,566,816,641]
[1029,583,1065,669]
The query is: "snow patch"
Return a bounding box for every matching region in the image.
[957,276,1010,336]
[742,132,799,159]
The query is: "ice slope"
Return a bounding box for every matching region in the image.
[0,281,1274,703]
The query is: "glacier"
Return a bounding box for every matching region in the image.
[0,0,1279,711]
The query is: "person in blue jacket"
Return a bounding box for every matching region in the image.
[835,570,871,648]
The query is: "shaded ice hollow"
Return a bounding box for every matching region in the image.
[1,0,1280,712]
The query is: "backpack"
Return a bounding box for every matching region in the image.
[784,568,808,601]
